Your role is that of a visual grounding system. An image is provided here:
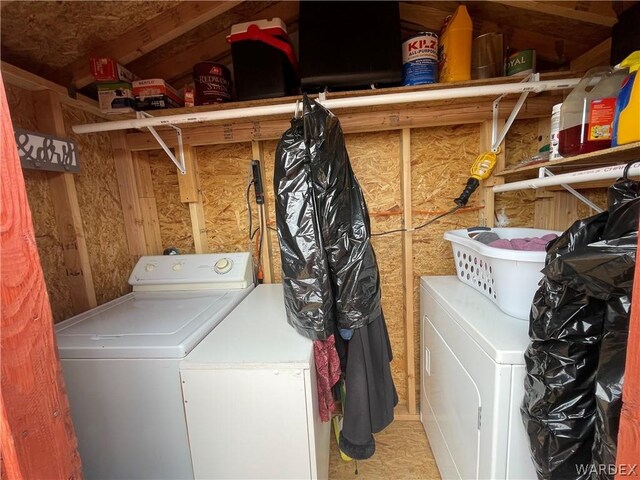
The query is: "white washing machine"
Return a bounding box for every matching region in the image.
[55,253,254,480]
[180,284,331,479]
[420,276,537,480]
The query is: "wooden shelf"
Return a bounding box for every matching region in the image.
[496,142,640,179]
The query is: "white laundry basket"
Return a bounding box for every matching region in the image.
[443,228,559,320]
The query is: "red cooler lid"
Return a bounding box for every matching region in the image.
[227,17,298,71]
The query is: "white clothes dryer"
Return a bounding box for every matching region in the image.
[55,253,254,480]
[420,276,537,480]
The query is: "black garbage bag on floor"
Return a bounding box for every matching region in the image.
[274,95,397,459]
[522,212,609,480]
[522,177,639,480]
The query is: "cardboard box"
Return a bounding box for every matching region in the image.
[91,57,139,83]
[97,82,136,114]
[133,79,184,110]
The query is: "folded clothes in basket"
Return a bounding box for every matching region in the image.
[488,234,558,251]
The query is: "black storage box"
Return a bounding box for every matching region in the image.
[228,19,299,101]
[611,2,640,65]
[299,1,402,91]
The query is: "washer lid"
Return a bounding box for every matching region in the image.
[181,284,313,369]
[55,289,252,359]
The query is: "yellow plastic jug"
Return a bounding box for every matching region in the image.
[612,51,640,146]
[438,5,473,83]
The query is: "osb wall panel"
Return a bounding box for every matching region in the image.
[5,84,38,130]
[346,131,405,405]
[577,188,609,219]
[198,143,255,254]
[496,119,539,227]
[5,84,73,321]
[149,150,194,254]
[62,106,131,308]
[412,124,482,403]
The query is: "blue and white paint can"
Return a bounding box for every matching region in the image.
[402,32,439,85]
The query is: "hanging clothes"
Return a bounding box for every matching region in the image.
[522,176,639,480]
[274,95,397,459]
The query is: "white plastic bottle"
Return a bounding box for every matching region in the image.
[549,103,562,160]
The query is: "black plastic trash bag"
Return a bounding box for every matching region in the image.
[569,181,639,479]
[522,177,639,480]
[522,212,609,480]
[562,234,637,479]
[274,95,397,459]
[274,95,383,340]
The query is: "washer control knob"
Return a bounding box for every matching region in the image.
[214,258,233,274]
[145,264,155,272]
[172,263,182,271]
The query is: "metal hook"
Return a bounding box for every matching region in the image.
[622,160,636,180]
[294,100,301,119]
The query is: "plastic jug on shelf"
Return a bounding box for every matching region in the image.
[612,51,640,146]
[438,5,473,83]
[558,67,627,157]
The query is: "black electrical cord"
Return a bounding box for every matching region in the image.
[267,205,461,238]
[256,208,264,270]
[246,180,254,240]
[371,205,461,236]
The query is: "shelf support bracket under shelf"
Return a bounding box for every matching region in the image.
[136,111,186,174]
[491,73,540,153]
[539,167,604,213]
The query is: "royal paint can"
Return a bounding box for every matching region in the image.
[193,62,233,105]
[402,32,438,86]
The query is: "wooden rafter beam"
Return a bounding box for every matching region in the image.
[570,38,612,72]
[135,1,299,84]
[65,0,243,90]
[489,1,618,26]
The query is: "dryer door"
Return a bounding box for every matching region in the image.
[424,315,481,479]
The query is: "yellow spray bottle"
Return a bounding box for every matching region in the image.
[612,50,640,146]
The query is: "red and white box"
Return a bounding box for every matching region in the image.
[133,79,184,110]
[90,57,139,83]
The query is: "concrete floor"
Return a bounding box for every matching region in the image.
[329,420,441,480]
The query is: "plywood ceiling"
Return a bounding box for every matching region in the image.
[0,0,637,94]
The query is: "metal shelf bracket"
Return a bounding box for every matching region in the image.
[136,111,186,174]
[491,73,540,152]
[539,166,604,213]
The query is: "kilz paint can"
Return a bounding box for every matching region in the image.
[193,62,233,105]
[402,32,438,86]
